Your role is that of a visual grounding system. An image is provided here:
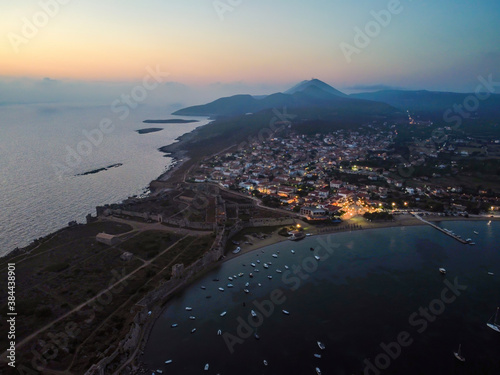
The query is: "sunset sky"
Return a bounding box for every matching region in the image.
[1,0,500,104]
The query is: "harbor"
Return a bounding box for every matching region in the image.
[411,213,471,244]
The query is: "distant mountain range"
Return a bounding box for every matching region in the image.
[173,79,500,121]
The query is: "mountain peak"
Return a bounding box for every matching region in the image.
[284,79,347,97]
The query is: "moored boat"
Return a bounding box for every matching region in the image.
[453,344,465,362]
[439,268,446,275]
[317,341,325,350]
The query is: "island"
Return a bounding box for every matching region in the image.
[135,128,163,134]
[142,119,199,124]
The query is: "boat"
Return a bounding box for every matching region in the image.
[263,263,269,269]
[488,220,491,225]
[218,287,224,292]
[268,261,272,265]
[256,259,260,263]
[251,263,256,267]
[245,282,250,287]
[453,344,465,362]
[488,272,495,275]
[238,272,244,277]
[185,307,192,311]
[244,289,250,293]
[258,283,262,287]
[317,341,325,350]
[284,265,289,270]
[220,311,227,317]
[474,231,479,235]
[254,333,260,340]
[217,329,222,335]
[487,307,500,332]
[233,247,241,254]
[276,269,282,273]
[200,286,206,290]
[228,276,233,281]
[282,310,290,315]
[204,363,209,370]
[171,323,178,328]
[156,370,163,374]
[439,268,446,275]
[315,367,322,375]
[272,253,278,258]
[254,268,259,272]
[227,283,234,288]
[268,275,273,279]
[164,359,173,364]
[291,249,295,254]
[314,255,320,261]
[249,273,253,278]
[314,354,321,358]
[251,310,257,317]
[189,316,195,320]
[263,360,268,366]
[191,328,196,333]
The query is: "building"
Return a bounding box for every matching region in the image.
[96,232,120,246]
[300,206,327,220]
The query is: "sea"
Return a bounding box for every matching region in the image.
[142,221,500,375]
[0,103,209,256]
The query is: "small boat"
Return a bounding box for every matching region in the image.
[251,310,257,318]
[156,370,163,374]
[314,255,320,261]
[171,323,178,328]
[244,289,250,294]
[291,249,295,254]
[469,242,476,245]
[189,316,196,320]
[200,285,206,290]
[263,263,269,269]
[228,276,233,281]
[164,359,173,364]
[233,274,237,278]
[272,253,278,258]
[251,263,256,267]
[191,328,196,333]
[268,261,272,265]
[317,341,325,350]
[276,269,282,273]
[254,333,260,339]
[238,272,244,277]
[488,272,495,275]
[439,268,446,275]
[245,282,250,287]
[258,283,262,287]
[453,344,465,362]
[487,307,500,333]
[282,310,290,315]
[256,259,261,263]
[474,231,479,235]
[218,287,225,292]
[268,275,273,279]
[227,283,234,288]
[204,363,209,370]
[233,247,241,254]
[314,354,321,358]
[217,329,222,335]
[284,265,289,270]
[263,360,268,366]
[488,220,491,225]
[220,311,227,317]
[315,367,322,375]
[185,307,192,311]
[249,273,253,278]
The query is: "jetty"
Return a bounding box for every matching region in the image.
[411,213,469,244]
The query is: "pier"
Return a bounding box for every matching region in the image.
[411,213,469,244]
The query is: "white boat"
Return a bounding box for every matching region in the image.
[249,273,253,278]
[227,283,234,288]
[220,311,227,317]
[488,272,495,275]
[164,359,173,364]
[282,309,290,315]
[218,287,225,292]
[244,289,250,294]
[171,323,178,328]
[256,259,261,263]
[263,360,268,366]
[189,316,195,320]
[254,269,259,272]
[314,354,321,358]
[268,261,272,265]
[217,329,222,335]
[488,220,491,225]
[251,310,257,317]
[453,344,465,362]
[487,307,500,333]
[276,269,282,273]
[474,231,479,235]
[156,370,163,374]
[439,268,446,275]
[284,265,289,270]
[238,272,244,277]
[185,307,192,311]
[204,363,209,370]
[314,255,320,261]
[272,253,278,258]
[245,282,250,287]
[263,263,269,269]
[258,283,262,287]
[315,367,321,375]
[268,275,273,279]
[233,247,241,254]
[228,276,233,281]
[251,263,256,267]
[317,341,325,350]
[291,249,295,254]
[191,328,196,333]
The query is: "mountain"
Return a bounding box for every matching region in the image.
[284,78,348,97]
[172,79,394,117]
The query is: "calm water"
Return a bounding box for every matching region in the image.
[0,104,208,255]
[142,221,500,375]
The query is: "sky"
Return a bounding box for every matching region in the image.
[1,0,500,105]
